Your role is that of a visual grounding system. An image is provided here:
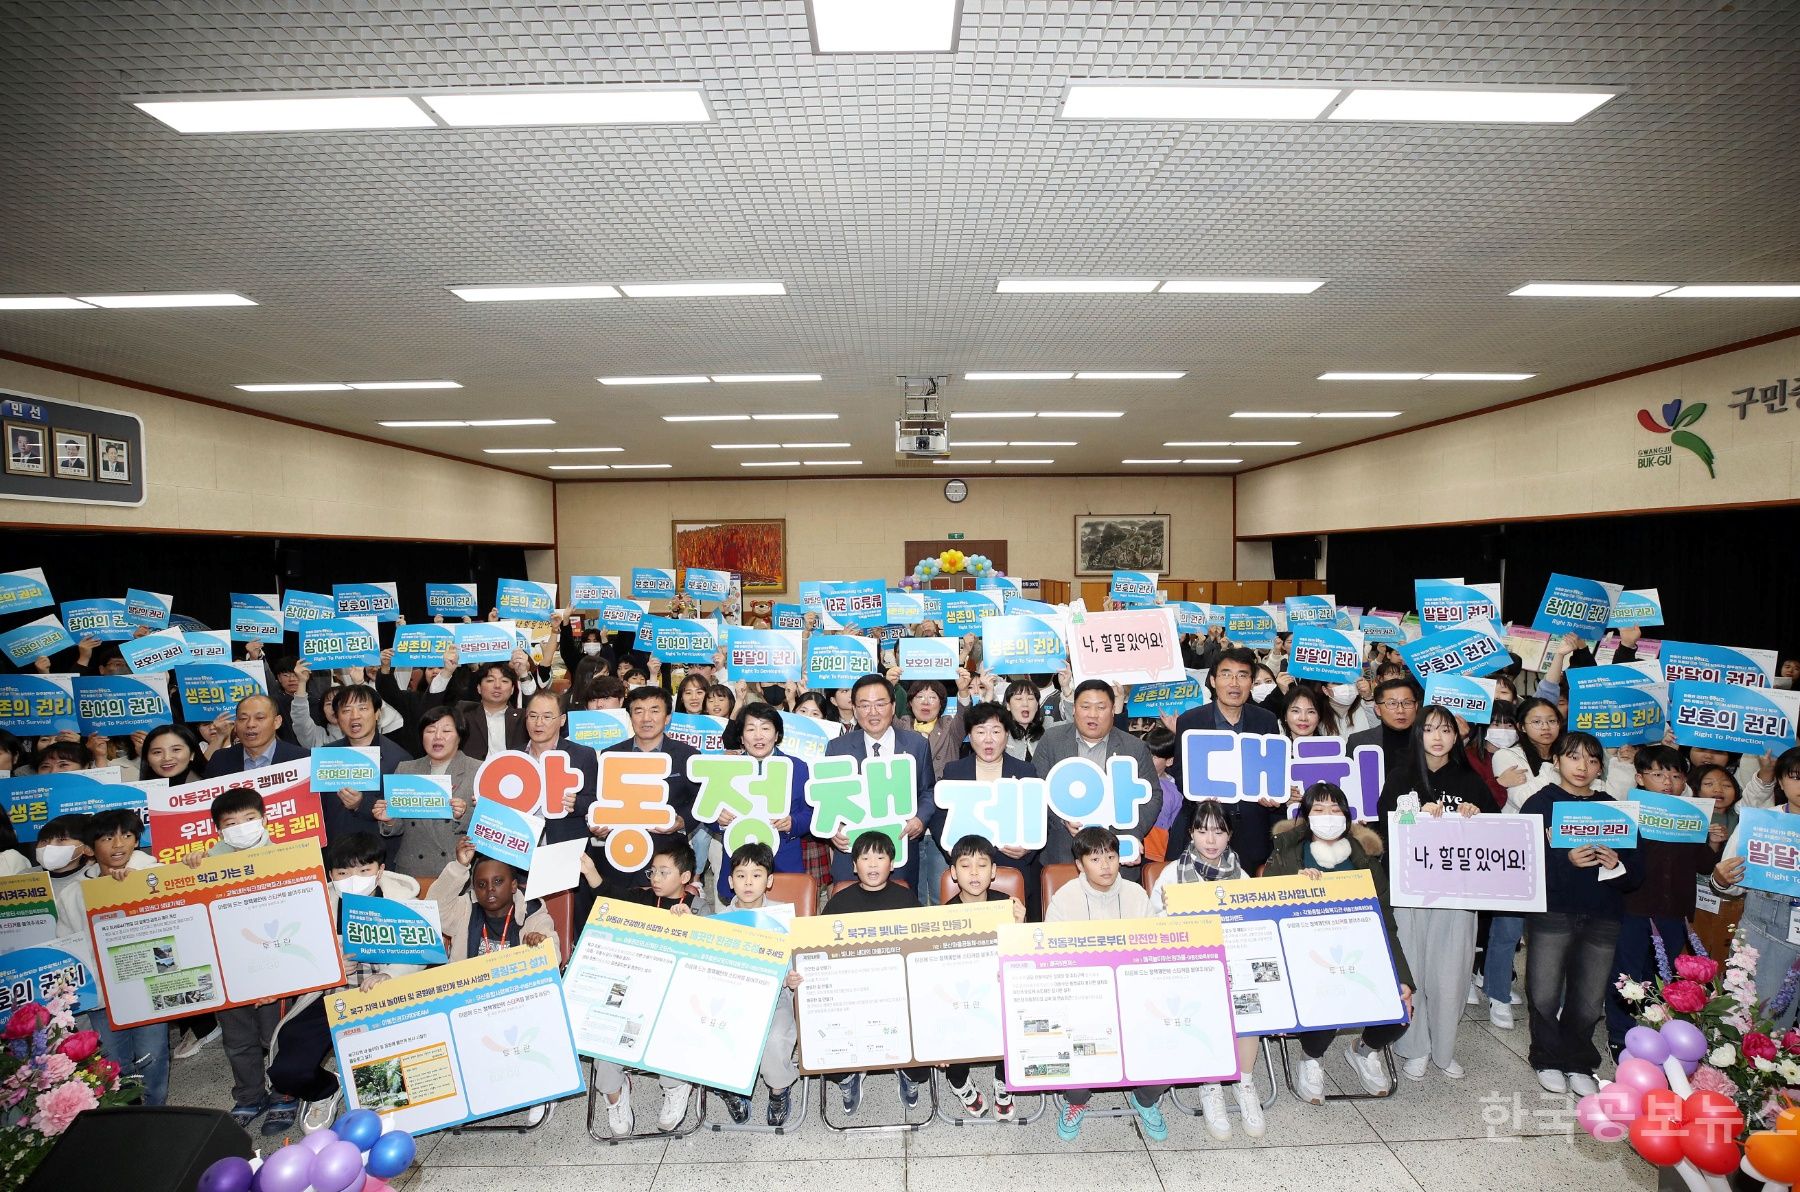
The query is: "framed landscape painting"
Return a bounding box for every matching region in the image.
[672,518,788,593]
[1074,514,1171,575]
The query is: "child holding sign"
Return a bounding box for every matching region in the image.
[941,835,1024,1121]
[715,842,803,1127]
[1712,749,1800,1020]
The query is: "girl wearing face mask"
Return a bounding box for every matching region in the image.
[1712,750,1800,1025]
[1474,701,1556,1025]
[1250,663,1281,712]
[1264,783,1414,1104]
[1326,676,1376,735]
[32,816,90,896]
[1375,706,1496,1082]
[1466,703,1515,808]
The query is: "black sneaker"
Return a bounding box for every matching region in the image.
[767,1085,793,1127]
[839,1072,863,1115]
[719,1092,751,1124]
[898,1071,921,1108]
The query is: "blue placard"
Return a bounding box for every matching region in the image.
[0,616,76,666]
[917,590,944,622]
[668,712,727,754]
[1567,665,1666,746]
[451,621,518,664]
[1170,601,1213,635]
[282,589,337,632]
[724,627,803,683]
[1004,594,1059,617]
[981,614,1067,676]
[1422,673,1497,724]
[568,575,620,606]
[820,579,887,630]
[0,568,54,617]
[631,567,677,602]
[174,662,266,720]
[939,590,1002,639]
[380,773,454,820]
[123,588,171,629]
[312,746,383,792]
[299,617,381,668]
[1400,623,1509,679]
[468,798,539,870]
[184,630,229,663]
[229,605,285,644]
[1635,789,1712,845]
[334,581,400,623]
[778,713,841,760]
[1109,570,1159,607]
[61,598,134,642]
[338,893,448,965]
[1284,594,1338,629]
[897,638,959,680]
[1531,572,1621,639]
[593,598,648,634]
[978,575,1021,594]
[1287,626,1365,683]
[885,589,925,625]
[1670,681,1800,753]
[804,636,877,688]
[1360,614,1405,645]
[1414,579,1501,628]
[1126,678,1210,717]
[0,674,77,735]
[1608,588,1664,628]
[0,943,102,1015]
[392,623,455,667]
[639,617,718,665]
[683,567,732,603]
[496,578,555,622]
[74,673,171,735]
[1550,800,1640,849]
[0,771,144,843]
[1222,606,1277,648]
[120,630,191,673]
[798,581,832,614]
[771,603,806,631]
[1660,641,1776,689]
[1734,806,1800,896]
[425,582,479,618]
[567,709,633,751]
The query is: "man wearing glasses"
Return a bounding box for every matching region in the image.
[823,672,938,889]
[1168,647,1284,872]
[1349,677,1423,773]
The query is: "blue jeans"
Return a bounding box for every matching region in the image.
[89,1015,169,1107]
[915,833,947,907]
[1484,914,1525,1002]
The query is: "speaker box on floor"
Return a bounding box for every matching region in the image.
[20,1106,253,1192]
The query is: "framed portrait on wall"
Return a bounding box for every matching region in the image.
[672,518,788,593]
[3,422,46,477]
[96,436,131,484]
[1074,514,1171,575]
[52,429,91,480]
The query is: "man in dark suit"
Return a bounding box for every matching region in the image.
[823,673,938,890]
[518,688,603,845]
[456,661,527,760]
[1348,676,1421,775]
[1169,646,1284,874]
[207,694,308,776]
[318,685,413,860]
[598,685,700,895]
[1034,679,1160,882]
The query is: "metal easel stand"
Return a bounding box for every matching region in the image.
[930,1070,1047,1127]
[1274,1035,1403,1103]
[818,1070,938,1133]
[1168,1037,1281,1116]
[451,1099,557,1135]
[584,1061,708,1145]
[698,1076,816,1135]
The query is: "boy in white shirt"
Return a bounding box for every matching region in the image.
[714,842,803,1127]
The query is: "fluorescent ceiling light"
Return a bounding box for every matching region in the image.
[951,412,1036,420]
[742,461,800,468]
[711,373,822,384]
[951,441,1009,448]
[1231,411,1317,419]
[1318,372,1428,381]
[134,95,435,133]
[609,463,673,470]
[995,278,1159,294]
[1073,371,1186,380]
[664,414,751,423]
[1038,411,1124,419]
[548,465,612,471]
[1425,372,1536,382]
[554,447,624,453]
[1165,440,1300,447]
[751,413,837,421]
[486,446,621,455]
[810,0,959,52]
[1159,278,1324,294]
[993,458,1055,465]
[1663,284,1800,298]
[378,420,465,428]
[1184,458,1243,464]
[346,380,462,390]
[1511,282,1674,297]
[78,292,255,308]
[619,281,786,298]
[0,296,93,310]
[419,87,710,127]
[938,459,989,465]
[598,375,709,386]
[964,371,1074,381]
[712,443,782,450]
[1329,87,1615,124]
[1315,411,1402,419]
[453,284,621,302]
[236,383,352,392]
[1061,82,1340,121]
[1123,459,1183,465]
[802,459,863,466]
[380,418,551,428]
[782,442,850,449]
[1009,441,1078,447]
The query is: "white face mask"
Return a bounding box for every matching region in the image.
[1776,676,1796,690]
[220,822,267,851]
[331,874,380,898]
[1309,814,1348,841]
[36,844,76,871]
[1486,727,1519,750]
[1251,682,1277,703]
[582,642,603,656]
[1328,683,1359,704]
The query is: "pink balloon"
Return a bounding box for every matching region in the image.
[1614,1057,1670,1097]
[359,1179,391,1192]
[1577,1093,1629,1142]
[1597,1082,1644,1124]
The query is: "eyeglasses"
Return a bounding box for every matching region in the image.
[645,867,681,878]
[1378,699,1417,710]
[854,700,892,711]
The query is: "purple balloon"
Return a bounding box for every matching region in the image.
[298,1128,339,1155]
[308,1141,367,1192]
[1661,1019,1709,1063]
[1625,1025,1671,1066]
[198,1156,255,1192]
[254,1146,315,1192]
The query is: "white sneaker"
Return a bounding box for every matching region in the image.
[1296,1058,1326,1105]
[1402,1055,1429,1081]
[1489,1002,1514,1030]
[525,1103,548,1127]
[1566,1072,1599,1097]
[1466,978,1482,1006]
[657,1085,689,1131]
[1439,1061,1465,1080]
[1346,1043,1391,1096]
[606,1090,634,1137]
[1536,1069,1567,1094]
[1510,990,1524,1006]
[172,1025,221,1060]
[1198,1083,1231,1140]
[301,1092,340,1134]
[1233,1080,1265,1139]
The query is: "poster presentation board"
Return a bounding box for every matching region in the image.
[147,760,324,865]
[1164,871,1408,1036]
[327,941,584,1135]
[562,899,789,1095]
[0,871,58,952]
[995,916,1238,1092]
[791,900,1012,1074]
[83,839,342,1028]
[1387,813,1548,913]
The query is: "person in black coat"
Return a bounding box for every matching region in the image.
[206,694,309,776]
[1168,647,1283,874]
[936,702,1043,918]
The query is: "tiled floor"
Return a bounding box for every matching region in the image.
[169,996,1657,1191]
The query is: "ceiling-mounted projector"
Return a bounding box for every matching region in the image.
[895,374,951,459]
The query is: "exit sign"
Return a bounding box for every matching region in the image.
[948,533,965,540]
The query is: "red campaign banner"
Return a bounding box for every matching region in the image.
[147,759,325,866]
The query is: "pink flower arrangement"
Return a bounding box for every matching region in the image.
[1,1004,48,1042]
[54,1030,99,1063]
[1691,1065,1741,1099]
[0,982,139,1192]
[1783,1029,1800,1056]
[1662,979,1710,1014]
[1744,1032,1780,1061]
[31,1081,96,1136]
[1676,953,1721,984]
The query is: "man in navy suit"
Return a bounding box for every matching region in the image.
[1169,646,1285,874]
[207,694,308,776]
[823,672,938,890]
[599,685,699,892]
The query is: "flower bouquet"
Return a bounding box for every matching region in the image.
[0,983,140,1192]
